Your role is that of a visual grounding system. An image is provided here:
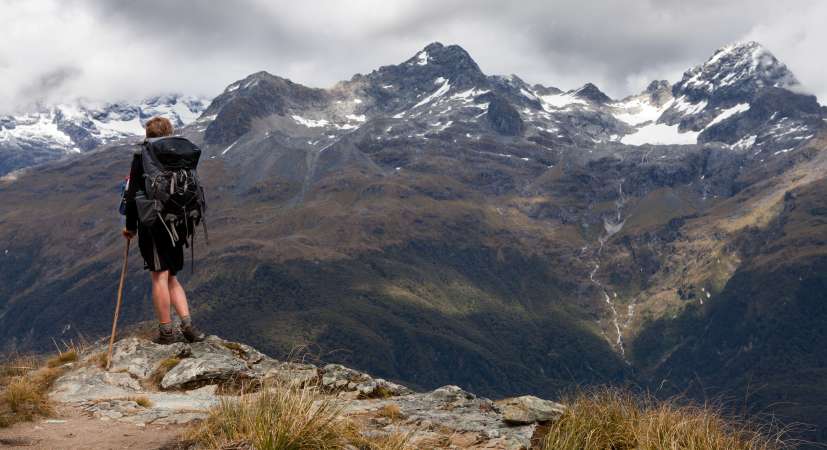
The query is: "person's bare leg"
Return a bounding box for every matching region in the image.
[170,275,205,342]
[168,275,190,319]
[151,271,172,324]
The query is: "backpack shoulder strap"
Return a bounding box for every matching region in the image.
[141,140,162,171]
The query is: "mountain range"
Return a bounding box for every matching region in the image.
[0,94,209,176]
[1,41,826,443]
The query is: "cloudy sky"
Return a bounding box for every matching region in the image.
[2,0,825,114]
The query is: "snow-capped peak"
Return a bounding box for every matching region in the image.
[0,94,211,175]
[675,41,798,101]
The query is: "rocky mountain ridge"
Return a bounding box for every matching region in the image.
[193,41,822,169]
[51,334,563,449]
[0,94,209,176]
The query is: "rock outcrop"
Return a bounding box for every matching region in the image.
[49,335,567,449]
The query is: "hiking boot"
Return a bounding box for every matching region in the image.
[181,323,206,343]
[156,330,177,345]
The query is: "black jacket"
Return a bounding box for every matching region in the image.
[124,149,144,233]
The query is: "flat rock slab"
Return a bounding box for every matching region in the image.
[344,385,536,449]
[497,395,566,425]
[160,352,250,389]
[81,399,210,426]
[320,364,412,397]
[51,367,142,403]
[254,359,319,387]
[106,337,191,379]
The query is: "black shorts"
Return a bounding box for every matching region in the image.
[137,222,186,276]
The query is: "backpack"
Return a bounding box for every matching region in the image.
[135,136,208,263]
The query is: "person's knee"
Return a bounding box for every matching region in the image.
[151,270,170,285]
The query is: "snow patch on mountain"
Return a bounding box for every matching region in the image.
[414,79,451,108]
[0,112,75,148]
[671,97,708,115]
[730,134,757,150]
[292,115,329,128]
[539,92,587,110]
[707,103,751,128]
[612,98,669,126]
[621,123,699,146]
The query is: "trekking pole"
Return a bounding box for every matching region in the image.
[106,238,130,370]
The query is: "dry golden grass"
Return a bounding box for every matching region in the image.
[186,381,410,450]
[46,349,78,368]
[90,352,109,369]
[123,395,152,408]
[344,423,411,450]
[542,388,794,450]
[0,356,66,428]
[1,376,53,421]
[377,403,402,421]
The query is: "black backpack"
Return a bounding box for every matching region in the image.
[135,136,208,257]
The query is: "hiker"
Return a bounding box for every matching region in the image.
[121,116,207,344]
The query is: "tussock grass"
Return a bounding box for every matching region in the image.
[344,424,411,450]
[186,381,410,449]
[127,395,153,408]
[542,388,794,450]
[0,353,67,428]
[46,349,77,368]
[45,341,82,369]
[90,352,109,369]
[377,403,402,421]
[1,377,53,421]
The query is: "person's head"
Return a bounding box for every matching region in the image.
[145,116,174,139]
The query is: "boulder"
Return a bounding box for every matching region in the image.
[254,359,319,387]
[160,352,250,390]
[319,364,411,397]
[219,340,267,365]
[106,337,191,378]
[427,384,475,403]
[343,385,535,449]
[497,395,566,425]
[355,378,412,398]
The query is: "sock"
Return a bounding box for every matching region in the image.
[159,322,174,334]
[180,315,192,328]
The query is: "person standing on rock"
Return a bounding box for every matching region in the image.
[121,116,207,344]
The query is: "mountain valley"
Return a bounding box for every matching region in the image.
[1,40,826,442]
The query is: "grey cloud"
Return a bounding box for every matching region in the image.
[3,0,826,112]
[74,0,299,53]
[18,65,83,106]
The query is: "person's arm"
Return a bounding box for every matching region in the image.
[123,152,142,236]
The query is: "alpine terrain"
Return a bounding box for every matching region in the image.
[1,41,827,442]
[0,94,209,176]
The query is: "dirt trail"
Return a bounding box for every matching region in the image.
[0,405,184,450]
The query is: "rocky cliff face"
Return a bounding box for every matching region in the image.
[52,334,564,449]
